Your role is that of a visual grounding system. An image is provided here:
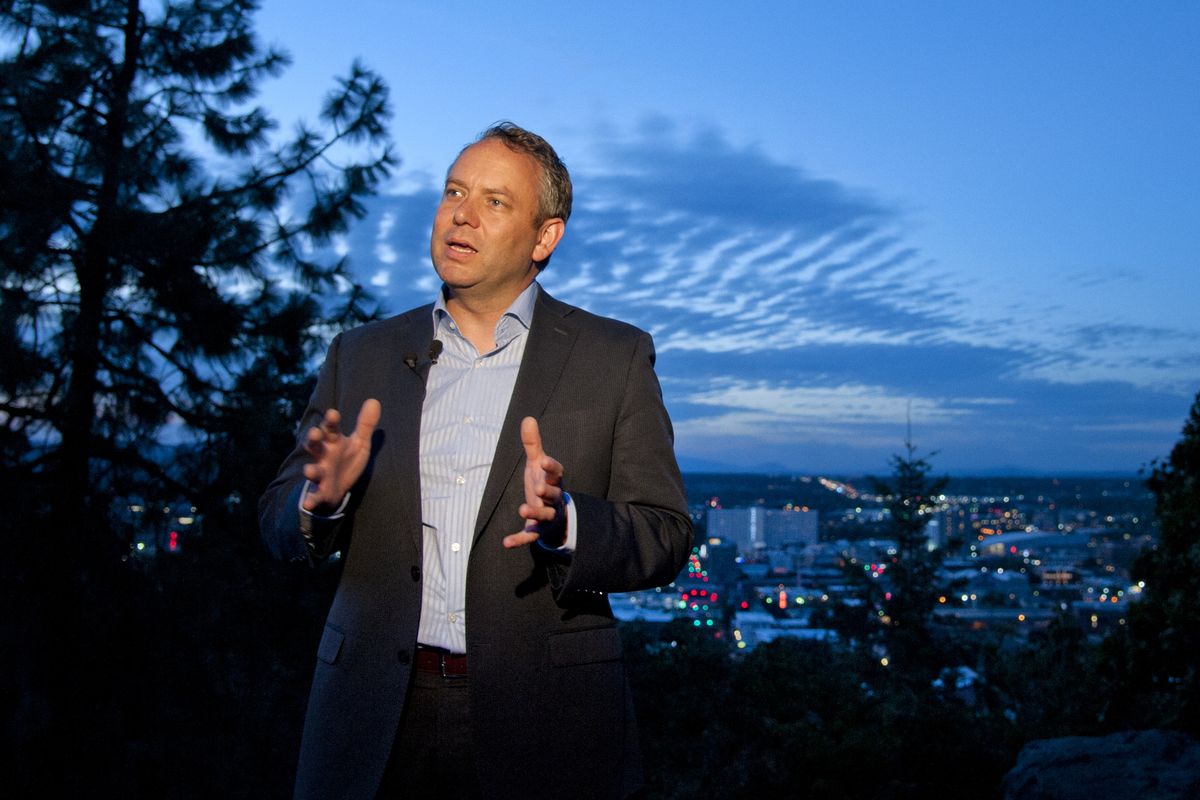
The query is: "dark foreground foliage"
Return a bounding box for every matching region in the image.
[1101,392,1200,733]
[3,502,337,796]
[625,621,1019,800]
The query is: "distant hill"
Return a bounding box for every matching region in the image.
[679,471,1153,516]
[676,455,1142,481]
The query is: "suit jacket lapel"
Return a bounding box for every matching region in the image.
[377,305,434,552]
[472,287,578,545]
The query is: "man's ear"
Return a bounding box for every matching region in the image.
[532,217,565,263]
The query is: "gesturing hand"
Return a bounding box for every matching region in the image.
[503,416,567,549]
[301,398,382,513]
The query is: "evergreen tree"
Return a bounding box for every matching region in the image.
[1103,390,1200,733]
[871,439,950,677]
[819,437,953,681]
[0,0,393,534]
[1,2,392,789]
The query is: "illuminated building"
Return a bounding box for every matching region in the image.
[706,506,819,554]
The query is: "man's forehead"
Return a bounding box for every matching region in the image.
[446,139,535,181]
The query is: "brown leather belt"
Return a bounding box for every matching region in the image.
[415,646,468,677]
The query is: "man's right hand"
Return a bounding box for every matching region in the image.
[301,398,382,513]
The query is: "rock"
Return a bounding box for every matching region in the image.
[1003,729,1200,800]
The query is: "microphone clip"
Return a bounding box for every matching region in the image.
[403,339,444,376]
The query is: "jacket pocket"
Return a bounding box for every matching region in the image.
[547,626,622,667]
[316,624,345,665]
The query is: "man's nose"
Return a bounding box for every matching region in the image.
[452,196,478,226]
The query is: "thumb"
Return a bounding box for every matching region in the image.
[520,416,543,461]
[355,398,382,438]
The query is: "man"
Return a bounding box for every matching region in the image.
[259,122,692,799]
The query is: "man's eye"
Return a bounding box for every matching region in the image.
[488,198,504,207]
[444,188,462,198]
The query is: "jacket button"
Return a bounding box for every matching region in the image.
[397,650,410,665]
[410,566,421,582]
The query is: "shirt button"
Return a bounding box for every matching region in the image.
[451,542,461,553]
[474,361,482,369]
[448,613,458,623]
[455,475,465,485]
[463,416,473,424]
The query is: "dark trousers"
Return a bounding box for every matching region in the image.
[377,669,482,798]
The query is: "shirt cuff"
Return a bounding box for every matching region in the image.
[537,491,577,553]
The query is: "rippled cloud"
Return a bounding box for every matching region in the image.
[323,122,1196,472]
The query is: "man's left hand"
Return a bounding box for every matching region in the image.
[503,416,567,549]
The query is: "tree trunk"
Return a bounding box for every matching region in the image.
[57,0,143,533]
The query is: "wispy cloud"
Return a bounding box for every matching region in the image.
[683,379,983,425]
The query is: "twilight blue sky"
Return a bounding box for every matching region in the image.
[253,0,1199,474]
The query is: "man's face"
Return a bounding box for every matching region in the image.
[430,138,563,306]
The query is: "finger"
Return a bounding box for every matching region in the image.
[520,416,543,461]
[301,481,331,511]
[524,468,545,509]
[519,502,558,523]
[538,454,563,486]
[322,408,343,438]
[526,476,563,506]
[503,531,540,549]
[304,428,326,458]
[354,398,381,439]
[305,425,321,446]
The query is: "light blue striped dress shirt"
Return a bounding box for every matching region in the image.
[415,282,537,653]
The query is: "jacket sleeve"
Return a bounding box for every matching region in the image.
[552,331,693,596]
[258,334,350,564]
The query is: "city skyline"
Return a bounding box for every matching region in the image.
[253,1,1199,473]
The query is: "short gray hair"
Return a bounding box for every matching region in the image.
[474,121,572,226]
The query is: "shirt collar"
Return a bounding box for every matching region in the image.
[432,280,539,339]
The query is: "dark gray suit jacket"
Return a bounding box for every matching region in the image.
[259,287,692,799]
